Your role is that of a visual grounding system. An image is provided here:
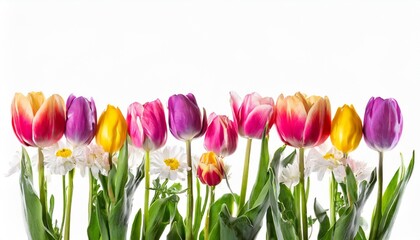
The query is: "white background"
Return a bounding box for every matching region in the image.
[1,1,419,239]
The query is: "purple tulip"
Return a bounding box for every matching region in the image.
[65,94,97,146]
[168,93,207,141]
[204,113,238,157]
[363,97,403,152]
[127,99,167,152]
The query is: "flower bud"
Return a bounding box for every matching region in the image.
[330,104,362,153]
[197,151,225,186]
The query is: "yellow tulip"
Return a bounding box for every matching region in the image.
[330,104,363,153]
[96,104,127,153]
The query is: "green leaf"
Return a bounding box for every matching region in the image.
[87,206,101,240]
[281,149,297,168]
[96,191,110,240]
[167,210,185,240]
[314,198,330,239]
[378,151,415,239]
[146,195,180,239]
[114,140,129,200]
[130,208,142,240]
[345,166,358,205]
[270,145,287,176]
[19,148,48,240]
[209,193,239,233]
[109,194,131,239]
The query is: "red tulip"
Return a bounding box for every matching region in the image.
[275,92,331,148]
[197,151,225,186]
[11,92,66,148]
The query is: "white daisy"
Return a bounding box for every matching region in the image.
[43,141,85,175]
[150,146,190,181]
[82,143,110,178]
[308,143,345,182]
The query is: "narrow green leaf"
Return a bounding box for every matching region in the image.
[167,210,185,240]
[87,206,101,240]
[281,149,297,168]
[114,140,129,200]
[146,195,179,239]
[96,192,110,240]
[314,198,330,239]
[130,208,142,240]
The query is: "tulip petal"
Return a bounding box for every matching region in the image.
[304,97,331,147]
[33,94,66,148]
[243,105,273,139]
[11,93,36,146]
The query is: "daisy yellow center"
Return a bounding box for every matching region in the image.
[164,158,180,170]
[323,153,335,160]
[56,148,72,158]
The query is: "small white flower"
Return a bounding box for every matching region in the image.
[43,141,85,175]
[343,157,373,183]
[150,146,190,181]
[82,143,110,178]
[279,153,312,188]
[308,144,345,182]
[128,144,144,173]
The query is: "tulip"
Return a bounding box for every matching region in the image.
[96,105,127,154]
[65,94,97,146]
[11,92,66,148]
[275,92,330,240]
[197,151,225,187]
[275,92,331,148]
[230,91,274,139]
[363,97,403,152]
[127,99,167,152]
[204,113,238,157]
[330,104,363,154]
[168,93,207,141]
[168,93,207,240]
[363,97,403,240]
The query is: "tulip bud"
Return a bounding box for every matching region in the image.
[363,97,403,152]
[168,93,207,141]
[127,99,167,152]
[330,104,363,153]
[11,92,66,148]
[275,92,331,148]
[230,91,274,139]
[204,113,238,157]
[65,94,97,146]
[96,105,127,153]
[197,151,225,186]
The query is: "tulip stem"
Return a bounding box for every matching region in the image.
[186,140,194,240]
[205,186,215,240]
[143,151,151,239]
[37,148,48,225]
[64,168,75,240]
[59,175,67,239]
[329,173,337,227]
[299,148,308,240]
[369,151,384,240]
[88,170,94,222]
[239,138,252,211]
[107,153,115,203]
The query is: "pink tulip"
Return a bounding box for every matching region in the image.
[127,99,167,152]
[11,92,66,148]
[204,113,238,157]
[275,92,331,148]
[230,91,275,139]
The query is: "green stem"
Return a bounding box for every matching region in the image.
[88,170,94,222]
[299,148,308,240]
[293,186,302,239]
[369,151,384,240]
[143,151,151,239]
[107,153,115,203]
[186,140,194,240]
[330,173,337,226]
[64,168,75,240]
[205,186,215,240]
[239,138,252,210]
[37,148,48,225]
[59,175,67,239]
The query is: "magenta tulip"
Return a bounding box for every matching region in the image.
[363,97,403,152]
[230,91,274,139]
[275,92,331,148]
[65,94,97,146]
[127,99,167,152]
[204,113,238,157]
[168,93,207,141]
